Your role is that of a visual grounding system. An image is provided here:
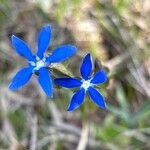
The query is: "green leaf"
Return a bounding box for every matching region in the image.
[50,63,73,77]
[94,115,125,142]
[108,104,129,122]
[114,0,129,15]
[8,108,26,138]
[116,84,128,112]
[131,100,150,123]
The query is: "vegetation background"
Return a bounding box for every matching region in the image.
[0,0,150,149]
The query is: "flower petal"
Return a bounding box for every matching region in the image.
[37,24,52,58]
[88,87,106,109]
[9,67,33,90]
[91,69,107,84]
[47,45,77,63]
[11,35,34,61]
[80,53,92,80]
[38,67,53,97]
[68,88,85,111]
[55,77,81,88]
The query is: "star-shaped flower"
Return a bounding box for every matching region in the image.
[55,53,107,111]
[9,24,77,97]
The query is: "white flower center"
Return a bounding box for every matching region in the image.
[81,80,92,90]
[29,56,47,71]
[33,59,46,71]
[36,60,45,68]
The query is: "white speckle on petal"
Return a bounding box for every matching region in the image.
[36,55,40,61]
[28,61,36,66]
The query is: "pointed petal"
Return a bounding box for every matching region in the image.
[80,53,93,80]
[11,35,34,61]
[55,78,81,88]
[9,67,33,90]
[38,67,53,97]
[37,24,52,58]
[88,87,106,109]
[91,70,107,84]
[68,88,85,111]
[47,45,77,63]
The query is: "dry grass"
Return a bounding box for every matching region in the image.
[0,0,150,149]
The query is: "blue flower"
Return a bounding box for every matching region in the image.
[55,53,107,111]
[9,24,77,97]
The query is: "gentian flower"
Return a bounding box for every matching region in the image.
[9,24,77,97]
[55,53,107,111]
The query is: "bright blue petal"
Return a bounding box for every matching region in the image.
[91,70,107,84]
[68,88,85,111]
[11,35,34,61]
[47,45,77,63]
[38,67,53,97]
[55,78,81,88]
[80,53,93,80]
[88,87,106,109]
[9,67,33,90]
[37,24,52,58]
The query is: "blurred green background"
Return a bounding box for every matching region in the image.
[0,0,150,150]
